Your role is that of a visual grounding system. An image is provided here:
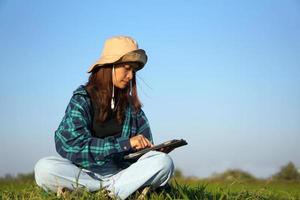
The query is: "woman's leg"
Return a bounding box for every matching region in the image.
[34,156,107,192]
[107,151,174,200]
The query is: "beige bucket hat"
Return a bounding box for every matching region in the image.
[88,36,148,73]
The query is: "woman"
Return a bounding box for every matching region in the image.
[34,36,174,200]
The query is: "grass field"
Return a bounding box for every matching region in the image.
[177,178,300,200]
[1,174,300,200]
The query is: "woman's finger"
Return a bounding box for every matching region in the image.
[141,136,152,147]
[138,137,147,149]
[136,140,143,149]
[137,135,150,147]
[143,137,152,148]
[142,137,149,148]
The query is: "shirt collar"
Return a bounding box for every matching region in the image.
[73,85,88,96]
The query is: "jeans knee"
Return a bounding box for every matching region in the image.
[154,152,174,176]
[34,157,57,189]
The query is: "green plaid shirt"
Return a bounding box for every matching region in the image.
[55,85,153,172]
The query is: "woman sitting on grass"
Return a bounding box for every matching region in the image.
[34,36,174,199]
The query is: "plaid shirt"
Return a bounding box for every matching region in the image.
[55,85,153,172]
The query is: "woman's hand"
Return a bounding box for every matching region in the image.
[130,135,153,150]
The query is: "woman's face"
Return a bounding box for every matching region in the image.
[112,62,139,89]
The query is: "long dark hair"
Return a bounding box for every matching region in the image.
[85,65,142,124]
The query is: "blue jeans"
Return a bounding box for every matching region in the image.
[34,151,174,200]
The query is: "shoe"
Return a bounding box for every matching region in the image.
[57,186,69,198]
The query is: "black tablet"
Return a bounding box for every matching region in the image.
[124,139,187,160]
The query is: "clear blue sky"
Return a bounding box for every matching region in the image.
[0,0,299,178]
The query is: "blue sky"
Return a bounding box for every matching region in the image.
[0,0,299,178]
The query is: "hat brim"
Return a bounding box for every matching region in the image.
[88,49,147,73]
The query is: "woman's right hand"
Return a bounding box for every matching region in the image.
[130,135,153,150]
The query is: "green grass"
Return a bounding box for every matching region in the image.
[176,178,300,200]
[1,177,300,200]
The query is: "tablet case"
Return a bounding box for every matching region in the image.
[124,139,187,160]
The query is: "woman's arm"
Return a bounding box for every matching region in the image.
[136,109,154,144]
[54,94,131,169]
